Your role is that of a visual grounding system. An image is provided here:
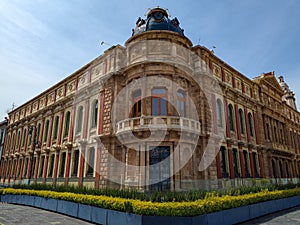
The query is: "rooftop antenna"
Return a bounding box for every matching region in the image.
[197,38,201,45]
[100,41,113,47]
[210,46,216,54]
[6,103,16,114]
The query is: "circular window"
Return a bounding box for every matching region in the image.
[153,12,164,21]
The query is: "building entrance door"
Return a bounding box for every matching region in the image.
[149,146,170,191]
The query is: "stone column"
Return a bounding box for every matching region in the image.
[34,152,40,181]
[57,111,65,145]
[227,142,235,179]
[53,147,60,185]
[13,156,19,180]
[248,150,255,178]
[223,99,230,138]
[43,150,50,183]
[68,106,76,143]
[47,116,54,147]
[244,108,250,143]
[39,118,45,145]
[253,112,260,145]
[78,141,86,187]
[94,137,102,189]
[19,156,25,180]
[64,144,72,186]
[234,104,241,141]
[239,148,245,178]
[98,91,105,135]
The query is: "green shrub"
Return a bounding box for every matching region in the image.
[2,187,300,216]
[11,182,300,203]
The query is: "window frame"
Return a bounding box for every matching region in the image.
[151,88,168,116]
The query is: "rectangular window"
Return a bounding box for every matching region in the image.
[243,150,250,177]
[232,149,240,178]
[152,88,167,116]
[48,154,55,177]
[44,120,50,143]
[132,90,141,117]
[72,150,80,177]
[39,156,45,178]
[253,152,260,178]
[87,148,95,176]
[59,153,66,177]
[23,158,28,178]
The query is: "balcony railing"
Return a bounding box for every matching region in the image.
[116,116,201,135]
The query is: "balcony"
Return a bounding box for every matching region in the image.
[116,116,201,135]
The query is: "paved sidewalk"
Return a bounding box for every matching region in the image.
[0,203,95,225]
[1,203,300,225]
[239,206,300,225]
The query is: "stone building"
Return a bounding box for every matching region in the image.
[0,119,8,173]
[1,7,299,191]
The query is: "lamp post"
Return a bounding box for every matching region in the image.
[28,125,39,185]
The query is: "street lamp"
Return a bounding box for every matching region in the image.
[28,125,40,185]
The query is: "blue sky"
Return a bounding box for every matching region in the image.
[1,0,300,120]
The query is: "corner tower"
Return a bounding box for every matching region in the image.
[278,76,297,110]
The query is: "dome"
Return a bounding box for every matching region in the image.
[132,7,184,36]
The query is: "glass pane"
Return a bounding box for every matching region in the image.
[137,100,141,116]
[152,98,158,116]
[160,98,167,115]
[177,92,184,98]
[152,89,166,95]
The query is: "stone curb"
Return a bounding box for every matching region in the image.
[1,195,300,225]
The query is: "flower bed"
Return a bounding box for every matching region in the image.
[1,187,300,217]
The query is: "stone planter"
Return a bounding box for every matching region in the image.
[0,194,299,225]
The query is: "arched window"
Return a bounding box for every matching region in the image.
[53,116,60,140]
[228,104,235,131]
[10,133,15,151]
[91,100,98,128]
[64,111,71,137]
[239,109,245,134]
[132,90,141,117]
[43,120,50,143]
[6,134,11,152]
[177,91,185,117]
[87,147,95,176]
[23,158,28,178]
[248,113,254,137]
[16,130,21,149]
[152,88,167,116]
[21,129,27,147]
[76,106,83,133]
[266,123,270,140]
[36,123,41,143]
[72,150,80,177]
[220,146,228,178]
[39,155,45,178]
[27,128,32,146]
[216,99,223,127]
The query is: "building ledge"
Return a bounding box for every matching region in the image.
[116,116,201,135]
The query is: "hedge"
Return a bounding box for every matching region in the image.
[1,187,300,217]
